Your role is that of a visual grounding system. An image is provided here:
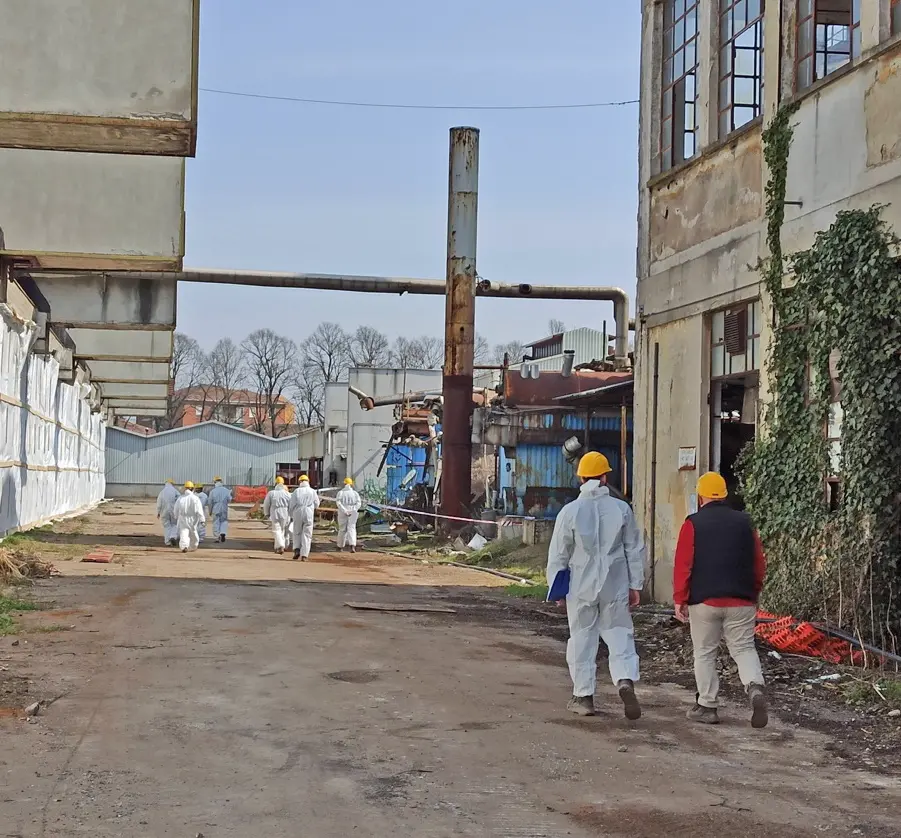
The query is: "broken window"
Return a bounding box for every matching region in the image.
[661,0,700,170]
[893,0,901,36]
[796,0,861,90]
[719,0,765,136]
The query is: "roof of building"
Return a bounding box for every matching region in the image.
[503,370,632,407]
[109,419,300,442]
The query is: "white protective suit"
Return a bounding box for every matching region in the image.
[208,481,232,542]
[156,483,180,546]
[288,482,320,559]
[335,485,362,550]
[263,485,292,553]
[175,489,205,552]
[546,480,645,697]
[196,491,209,542]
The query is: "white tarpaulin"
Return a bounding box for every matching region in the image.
[0,304,105,536]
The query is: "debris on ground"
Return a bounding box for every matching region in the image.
[24,700,44,717]
[82,549,114,564]
[344,601,457,614]
[0,548,60,580]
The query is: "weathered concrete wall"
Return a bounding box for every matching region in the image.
[635,4,901,598]
[0,0,198,156]
[0,149,184,270]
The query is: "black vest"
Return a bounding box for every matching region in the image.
[686,501,757,605]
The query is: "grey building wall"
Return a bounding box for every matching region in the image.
[346,368,442,496]
[105,422,300,497]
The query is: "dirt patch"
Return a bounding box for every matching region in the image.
[567,804,813,838]
[327,670,380,684]
[492,640,564,669]
[110,588,152,607]
[340,620,367,629]
[0,674,33,709]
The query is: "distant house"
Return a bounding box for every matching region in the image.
[173,387,296,435]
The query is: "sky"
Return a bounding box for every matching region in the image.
[180,0,641,351]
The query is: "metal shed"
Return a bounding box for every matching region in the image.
[105,422,300,498]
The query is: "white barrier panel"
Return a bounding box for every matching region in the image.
[0,304,105,536]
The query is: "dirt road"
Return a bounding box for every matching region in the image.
[1,503,898,836]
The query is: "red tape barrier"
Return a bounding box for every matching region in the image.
[756,610,867,666]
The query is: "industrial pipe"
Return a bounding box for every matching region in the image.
[93,270,633,368]
[349,385,443,411]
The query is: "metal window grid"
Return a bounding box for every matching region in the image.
[661,0,700,170]
[719,0,765,137]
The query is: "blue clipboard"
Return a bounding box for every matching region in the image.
[546,569,570,602]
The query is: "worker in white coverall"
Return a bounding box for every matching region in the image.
[335,477,362,553]
[263,476,292,555]
[289,475,320,561]
[195,486,209,543]
[175,482,205,553]
[156,479,180,547]
[207,477,232,543]
[546,451,646,719]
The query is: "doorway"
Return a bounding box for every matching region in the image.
[710,376,756,510]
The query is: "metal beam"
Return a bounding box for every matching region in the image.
[86,360,171,382]
[98,382,169,399]
[110,406,167,417]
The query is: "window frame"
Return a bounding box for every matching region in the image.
[893,0,901,36]
[796,0,862,91]
[718,0,766,138]
[661,0,701,171]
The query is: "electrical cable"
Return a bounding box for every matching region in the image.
[199,86,638,111]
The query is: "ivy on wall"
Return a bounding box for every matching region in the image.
[738,106,901,650]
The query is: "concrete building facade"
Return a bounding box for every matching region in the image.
[635,0,901,600]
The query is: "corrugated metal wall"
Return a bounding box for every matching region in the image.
[105,423,300,492]
[508,411,634,519]
[385,445,428,505]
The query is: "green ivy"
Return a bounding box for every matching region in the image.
[738,106,901,650]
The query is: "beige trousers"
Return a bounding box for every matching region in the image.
[689,604,764,709]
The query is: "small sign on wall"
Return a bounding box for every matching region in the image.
[678,446,697,471]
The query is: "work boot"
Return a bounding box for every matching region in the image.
[219,534,226,543]
[567,695,596,716]
[617,680,642,721]
[350,546,357,554]
[749,683,769,729]
[686,703,720,724]
[181,547,188,554]
[292,549,301,561]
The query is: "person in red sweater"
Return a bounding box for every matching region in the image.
[673,472,768,728]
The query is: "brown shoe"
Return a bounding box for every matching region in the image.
[749,684,769,729]
[567,695,596,716]
[617,680,642,720]
[686,703,720,724]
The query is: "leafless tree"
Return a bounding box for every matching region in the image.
[491,340,526,365]
[152,333,202,431]
[349,325,392,368]
[291,368,324,427]
[205,338,246,423]
[547,318,565,335]
[241,329,298,437]
[474,333,491,364]
[302,322,351,384]
[392,335,444,369]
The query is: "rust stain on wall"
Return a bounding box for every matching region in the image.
[865,47,901,168]
[649,129,762,262]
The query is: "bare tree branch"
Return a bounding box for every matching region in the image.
[491,340,526,365]
[241,329,298,437]
[206,338,246,423]
[154,333,201,431]
[349,326,392,368]
[547,318,565,335]
[392,335,444,369]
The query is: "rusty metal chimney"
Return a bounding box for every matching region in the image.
[440,127,479,523]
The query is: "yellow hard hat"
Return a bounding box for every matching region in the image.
[184,481,194,490]
[697,472,728,500]
[576,451,612,478]
[299,474,309,482]
[213,476,222,482]
[344,477,354,485]
[275,476,285,485]
[166,478,174,484]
